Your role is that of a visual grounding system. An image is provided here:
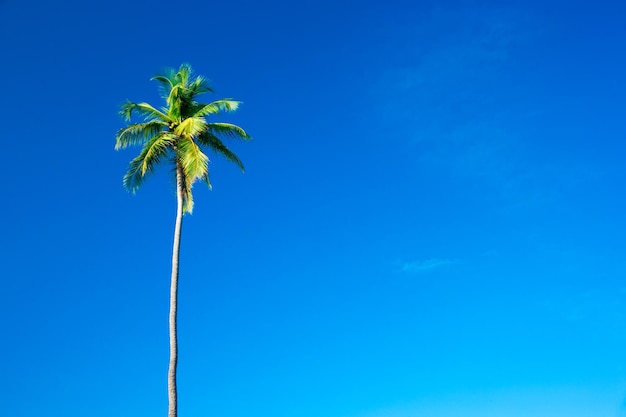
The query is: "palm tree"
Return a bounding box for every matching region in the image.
[115,63,251,417]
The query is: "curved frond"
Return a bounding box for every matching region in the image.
[191,100,240,118]
[177,137,209,183]
[151,74,175,102]
[206,122,251,141]
[115,121,166,150]
[122,133,175,192]
[197,132,245,172]
[151,74,173,92]
[167,91,195,121]
[167,85,183,118]
[175,117,207,137]
[120,101,171,122]
[142,133,176,175]
[175,64,192,88]
[189,75,213,95]
[175,135,208,214]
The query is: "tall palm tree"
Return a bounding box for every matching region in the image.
[115,63,250,417]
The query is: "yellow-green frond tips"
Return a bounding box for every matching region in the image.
[175,117,207,138]
[178,137,209,183]
[206,122,251,141]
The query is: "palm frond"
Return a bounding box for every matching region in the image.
[189,75,213,95]
[197,132,245,172]
[175,117,207,138]
[120,101,171,122]
[122,133,174,192]
[203,171,212,190]
[142,133,176,175]
[115,121,166,150]
[177,137,209,183]
[176,64,192,88]
[151,74,175,101]
[167,85,183,118]
[166,83,192,118]
[151,74,173,90]
[119,100,135,121]
[191,100,240,118]
[206,122,251,141]
[136,102,171,121]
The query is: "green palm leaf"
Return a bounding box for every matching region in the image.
[151,74,175,101]
[192,100,240,118]
[121,101,171,122]
[197,132,245,172]
[122,133,174,192]
[177,136,209,183]
[175,116,207,138]
[206,122,251,140]
[189,75,214,95]
[115,121,166,150]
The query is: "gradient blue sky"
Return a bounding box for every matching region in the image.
[1,1,626,416]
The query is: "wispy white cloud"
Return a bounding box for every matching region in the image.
[399,258,458,274]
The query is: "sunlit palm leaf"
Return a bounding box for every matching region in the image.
[167,85,184,119]
[192,100,240,118]
[121,101,171,122]
[178,136,209,183]
[175,117,207,137]
[142,133,176,175]
[115,121,165,150]
[206,122,251,140]
[122,133,173,192]
[188,75,214,95]
[177,64,191,84]
[151,74,174,101]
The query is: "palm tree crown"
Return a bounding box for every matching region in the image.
[115,63,250,212]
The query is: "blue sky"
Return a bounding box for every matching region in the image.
[1,0,626,416]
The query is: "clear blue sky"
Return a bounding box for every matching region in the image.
[1,0,626,416]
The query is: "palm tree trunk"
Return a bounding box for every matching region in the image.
[168,165,184,417]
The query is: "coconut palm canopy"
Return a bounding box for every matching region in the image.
[115,63,250,213]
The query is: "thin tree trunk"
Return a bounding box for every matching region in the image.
[168,165,184,417]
